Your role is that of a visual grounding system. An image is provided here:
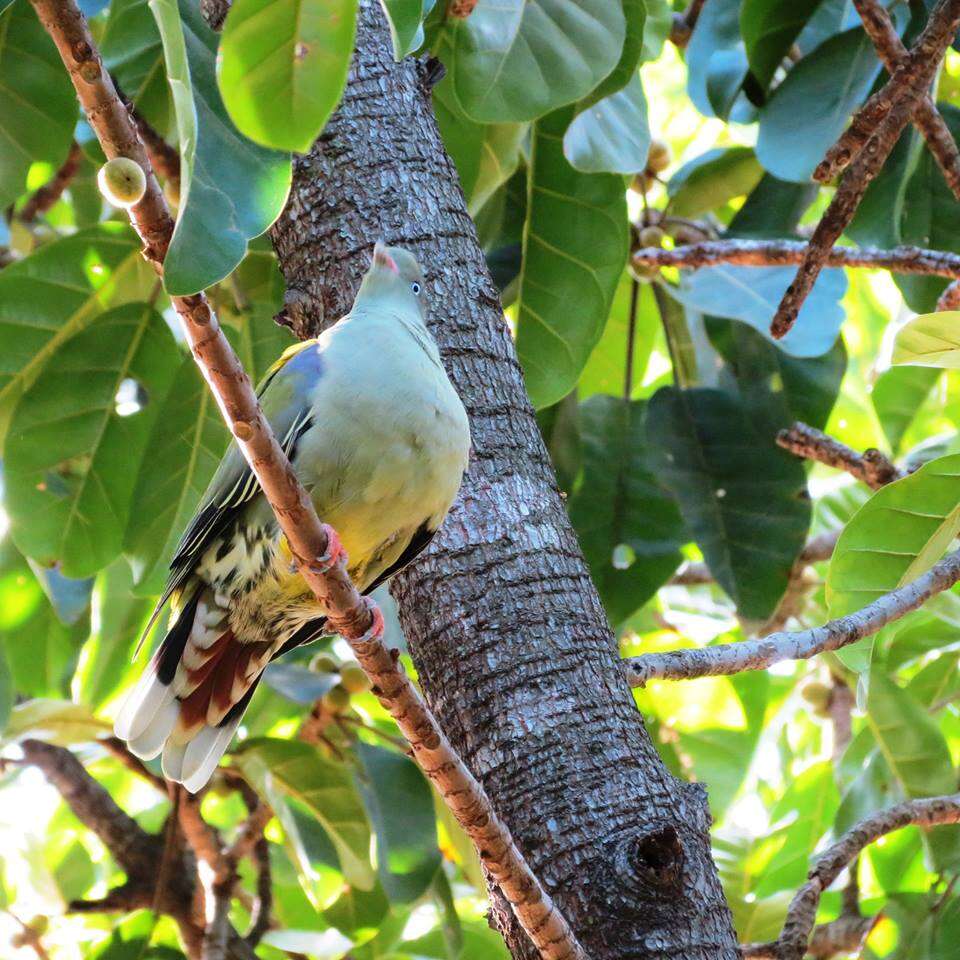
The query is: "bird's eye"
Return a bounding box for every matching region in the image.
[411,281,421,295]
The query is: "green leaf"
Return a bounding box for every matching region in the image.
[646,386,810,619]
[741,0,821,93]
[685,0,749,120]
[706,317,846,432]
[756,25,892,183]
[1,699,110,747]
[0,224,149,443]
[673,266,846,358]
[728,172,816,238]
[867,670,960,869]
[101,0,173,135]
[568,396,683,624]
[828,454,960,619]
[149,0,292,295]
[517,108,628,408]
[753,761,839,896]
[872,365,940,454]
[5,303,180,578]
[892,312,960,369]
[381,0,427,59]
[0,647,11,736]
[563,73,650,174]
[74,561,153,709]
[218,0,358,153]
[0,3,77,209]
[437,0,626,122]
[356,743,441,903]
[667,147,764,218]
[124,353,230,593]
[237,738,376,896]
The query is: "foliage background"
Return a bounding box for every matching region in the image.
[0,0,959,956]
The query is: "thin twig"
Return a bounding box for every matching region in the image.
[623,276,640,400]
[669,0,708,47]
[30,2,586,957]
[852,0,960,199]
[626,547,960,684]
[816,0,960,183]
[777,422,904,490]
[937,278,960,310]
[631,239,960,278]
[771,0,960,340]
[759,794,960,960]
[19,140,82,222]
[101,736,167,792]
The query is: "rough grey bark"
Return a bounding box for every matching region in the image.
[269,4,739,957]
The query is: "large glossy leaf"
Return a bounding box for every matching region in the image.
[707,317,846,432]
[741,0,821,93]
[568,397,684,624]
[828,455,960,618]
[646,386,810,619]
[685,0,749,120]
[0,225,149,443]
[149,0,292,294]
[516,108,628,408]
[867,670,960,869]
[5,303,180,577]
[872,365,941,454]
[101,0,172,134]
[380,0,428,59]
[563,73,650,174]
[892,312,960,369]
[237,738,376,895]
[356,743,441,903]
[124,354,230,593]
[667,147,763,218]
[218,0,358,153]
[437,0,625,122]
[0,3,77,209]
[1,699,110,747]
[673,265,846,358]
[756,25,891,183]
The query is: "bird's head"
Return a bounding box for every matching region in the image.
[357,242,427,316]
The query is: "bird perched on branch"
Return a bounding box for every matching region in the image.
[115,243,470,791]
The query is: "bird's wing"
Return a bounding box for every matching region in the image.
[138,339,323,647]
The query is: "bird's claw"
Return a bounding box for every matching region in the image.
[358,599,385,643]
[315,524,346,572]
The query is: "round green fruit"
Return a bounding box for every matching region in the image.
[646,139,671,174]
[340,663,371,694]
[323,684,351,712]
[97,157,146,209]
[310,652,339,673]
[638,225,665,247]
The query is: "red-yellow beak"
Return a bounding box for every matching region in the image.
[373,242,399,274]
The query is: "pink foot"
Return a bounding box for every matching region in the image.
[316,524,345,572]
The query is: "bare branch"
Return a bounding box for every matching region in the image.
[101,736,167,792]
[669,0,708,47]
[770,0,960,340]
[626,548,960,684]
[19,140,81,222]
[245,835,272,947]
[29,3,586,956]
[816,0,960,182]
[631,239,960,278]
[937,278,960,310]
[852,0,960,199]
[770,794,960,960]
[777,422,904,490]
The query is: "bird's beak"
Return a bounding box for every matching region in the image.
[373,242,399,274]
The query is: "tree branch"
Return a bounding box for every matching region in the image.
[101,736,167,792]
[30,2,586,957]
[776,422,904,489]
[770,0,960,340]
[852,0,960,199]
[631,239,960,278]
[19,140,81,222]
[751,794,960,960]
[816,0,960,182]
[626,547,960,684]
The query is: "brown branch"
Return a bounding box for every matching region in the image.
[755,794,960,960]
[631,239,960,278]
[245,835,272,947]
[18,140,81,222]
[852,0,960,199]
[669,0,708,47]
[771,0,960,340]
[29,2,589,957]
[626,547,960,684]
[815,0,960,183]
[937,278,960,310]
[776,422,904,489]
[101,736,167,792]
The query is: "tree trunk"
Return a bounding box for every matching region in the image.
[269,4,739,957]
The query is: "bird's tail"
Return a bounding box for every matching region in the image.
[114,589,272,793]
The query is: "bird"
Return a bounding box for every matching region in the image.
[114,243,471,792]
